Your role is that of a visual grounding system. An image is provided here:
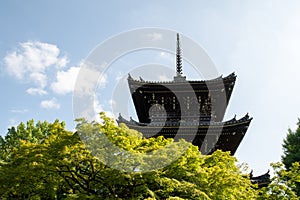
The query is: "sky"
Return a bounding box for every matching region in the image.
[1,0,300,175]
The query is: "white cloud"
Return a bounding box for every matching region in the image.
[26,88,48,95]
[40,98,60,110]
[51,63,107,95]
[51,66,80,94]
[4,51,24,79]
[4,41,68,79]
[4,41,69,95]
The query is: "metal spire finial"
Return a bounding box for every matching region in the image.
[176,33,183,76]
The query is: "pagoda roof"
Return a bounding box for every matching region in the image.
[127,72,236,86]
[117,113,252,129]
[128,72,237,123]
[250,170,271,188]
[117,113,252,155]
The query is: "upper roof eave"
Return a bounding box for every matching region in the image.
[127,72,236,85]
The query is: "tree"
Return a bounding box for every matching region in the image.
[258,162,300,200]
[0,119,53,162]
[282,119,300,169]
[0,119,72,199]
[0,113,259,199]
[282,119,300,196]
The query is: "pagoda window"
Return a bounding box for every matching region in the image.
[198,96,201,110]
[202,98,212,115]
[173,96,176,110]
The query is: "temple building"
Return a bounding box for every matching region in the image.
[117,33,252,155]
[117,33,270,186]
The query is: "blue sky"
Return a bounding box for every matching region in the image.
[1,0,300,175]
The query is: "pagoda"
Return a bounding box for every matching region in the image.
[117,33,252,155]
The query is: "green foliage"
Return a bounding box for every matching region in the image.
[0,113,259,199]
[282,119,300,169]
[282,119,300,196]
[0,119,55,162]
[0,119,70,199]
[258,162,300,199]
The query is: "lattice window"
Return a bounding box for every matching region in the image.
[173,96,176,110]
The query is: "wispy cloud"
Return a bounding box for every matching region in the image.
[26,88,48,95]
[10,108,29,113]
[40,98,60,110]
